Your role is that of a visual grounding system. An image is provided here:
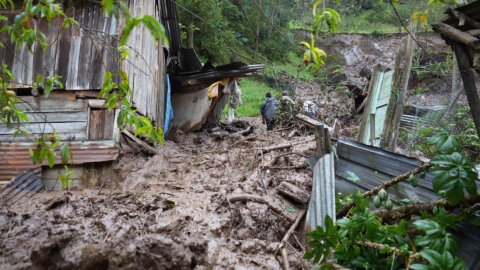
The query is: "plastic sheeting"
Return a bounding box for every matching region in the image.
[164,74,174,134]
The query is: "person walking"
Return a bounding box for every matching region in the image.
[260,92,279,131]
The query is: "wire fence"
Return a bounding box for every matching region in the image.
[397,70,480,163]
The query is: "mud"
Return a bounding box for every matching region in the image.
[1,118,318,269]
[0,32,455,269]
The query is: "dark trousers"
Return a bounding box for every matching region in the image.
[266,119,274,131]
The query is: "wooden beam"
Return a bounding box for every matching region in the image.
[448,8,480,29]
[452,41,480,142]
[295,114,333,132]
[467,29,480,37]
[433,22,480,52]
[122,129,159,156]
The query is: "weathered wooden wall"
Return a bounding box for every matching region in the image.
[0,1,118,90]
[122,0,166,126]
[0,0,166,127]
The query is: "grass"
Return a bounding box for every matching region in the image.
[224,78,281,117]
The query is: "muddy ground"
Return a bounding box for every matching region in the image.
[0,32,458,269]
[1,117,319,269]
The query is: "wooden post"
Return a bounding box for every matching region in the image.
[358,66,380,142]
[315,124,325,158]
[387,19,417,151]
[452,41,480,141]
[380,51,402,150]
[370,114,376,146]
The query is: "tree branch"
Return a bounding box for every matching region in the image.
[336,164,432,219]
[373,193,480,223]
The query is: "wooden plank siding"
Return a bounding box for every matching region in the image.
[0,100,88,142]
[122,0,166,126]
[88,109,115,140]
[0,0,167,147]
[0,2,119,91]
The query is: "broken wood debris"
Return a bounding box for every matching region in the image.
[276,182,310,204]
[278,209,307,270]
[122,130,159,156]
[228,194,296,222]
[256,136,315,156]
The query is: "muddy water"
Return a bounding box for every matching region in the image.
[0,118,317,269]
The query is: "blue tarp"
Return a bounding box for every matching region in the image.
[164,74,174,134]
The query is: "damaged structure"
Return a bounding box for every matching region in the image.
[0,0,262,188]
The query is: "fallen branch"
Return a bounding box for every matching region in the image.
[269,165,308,170]
[278,209,307,270]
[228,194,296,222]
[204,134,258,154]
[123,130,159,155]
[336,164,432,219]
[257,137,315,156]
[373,193,480,222]
[353,240,401,256]
[277,182,310,204]
[261,152,309,168]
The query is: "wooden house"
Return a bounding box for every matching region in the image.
[0,0,262,189]
[0,0,167,188]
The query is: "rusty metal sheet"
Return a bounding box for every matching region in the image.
[0,140,118,181]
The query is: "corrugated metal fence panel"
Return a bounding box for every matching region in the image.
[0,1,118,90]
[0,140,118,181]
[335,138,480,270]
[307,153,336,229]
[336,138,439,202]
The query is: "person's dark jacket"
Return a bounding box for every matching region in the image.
[261,97,279,121]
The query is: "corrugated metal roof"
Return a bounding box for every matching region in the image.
[306,152,336,229]
[335,138,480,270]
[170,64,264,82]
[179,48,203,72]
[0,141,118,181]
[159,0,181,75]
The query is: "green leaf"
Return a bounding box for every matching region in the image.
[409,264,432,270]
[430,152,478,205]
[428,130,460,154]
[60,144,70,164]
[102,0,114,17]
[47,151,55,168]
[285,205,296,213]
[346,171,360,184]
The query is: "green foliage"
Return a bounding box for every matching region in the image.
[33,74,63,98]
[301,34,327,69]
[100,71,164,146]
[312,2,341,34]
[345,171,359,184]
[304,215,338,264]
[0,0,167,188]
[29,130,73,168]
[58,165,74,190]
[430,153,478,205]
[305,128,474,269]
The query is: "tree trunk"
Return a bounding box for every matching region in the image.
[255,0,262,52]
[188,23,194,49]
